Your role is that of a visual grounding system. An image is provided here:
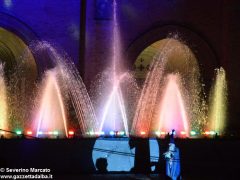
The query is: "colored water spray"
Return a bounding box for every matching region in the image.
[35,69,68,137]
[208,67,227,134]
[0,64,8,132]
[97,0,129,136]
[31,42,97,137]
[157,74,189,135]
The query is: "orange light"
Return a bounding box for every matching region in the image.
[27,131,32,135]
[205,131,210,135]
[160,132,166,135]
[69,131,74,135]
[140,131,146,135]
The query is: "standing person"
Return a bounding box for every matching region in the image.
[163,130,181,180]
[129,137,151,173]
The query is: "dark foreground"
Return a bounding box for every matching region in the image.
[0,138,240,179]
[57,174,236,180]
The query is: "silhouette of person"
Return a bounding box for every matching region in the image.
[95,158,108,173]
[129,137,151,173]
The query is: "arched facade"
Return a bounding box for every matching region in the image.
[0,12,38,78]
[126,25,218,90]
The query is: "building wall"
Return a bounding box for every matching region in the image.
[0,0,80,66]
[85,0,223,79]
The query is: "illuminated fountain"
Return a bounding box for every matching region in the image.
[97,72,129,136]
[157,74,189,135]
[33,68,68,137]
[31,42,97,137]
[91,70,139,136]
[0,5,228,139]
[208,67,227,134]
[0,63,8,133]
[91,0,139,136]
[131,38,208,137]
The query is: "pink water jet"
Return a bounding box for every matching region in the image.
[131,38,206,137]
[157,74,189,135]
[31,42,97,137]
[34,68,68,137]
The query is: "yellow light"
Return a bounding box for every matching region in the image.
[180,131,186,135]
[69,131,74,135]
